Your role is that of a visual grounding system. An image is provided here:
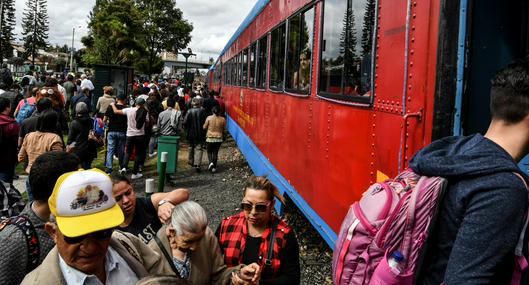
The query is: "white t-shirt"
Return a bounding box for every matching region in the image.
[122,107,146,137]
[81,79,95,91]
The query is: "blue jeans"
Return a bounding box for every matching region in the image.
[26,178,34,202]
[0,170,14,184]
[106,131,126,170]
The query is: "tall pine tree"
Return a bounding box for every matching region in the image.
[0,0,16,64]
[21,0,49,66]
[361,0,376,57]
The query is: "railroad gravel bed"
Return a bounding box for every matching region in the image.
[133,136,333,284]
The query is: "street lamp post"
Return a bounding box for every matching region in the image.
[179,48,196,88]
[69,26,81,72]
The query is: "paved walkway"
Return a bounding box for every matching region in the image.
[13,175,27,193]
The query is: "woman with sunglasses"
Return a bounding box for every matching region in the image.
[216,176,301,285]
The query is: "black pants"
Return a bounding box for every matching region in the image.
[124,135,147,174]
[206,142,222,168]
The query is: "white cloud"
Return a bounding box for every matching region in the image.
[12,0,257,61]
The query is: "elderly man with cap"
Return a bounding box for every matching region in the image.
[111,98,150,179]
[22,169,169,284]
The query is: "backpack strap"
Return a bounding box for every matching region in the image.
[153,235,182,277]
[264,218,280,267]
[511,172,529,285]
[0,215,40,272]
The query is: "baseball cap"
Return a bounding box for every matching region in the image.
[49,169,124,237]
[136,97,146,105]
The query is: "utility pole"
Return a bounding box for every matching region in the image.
[180,48,195,88]
[69,26,80,72]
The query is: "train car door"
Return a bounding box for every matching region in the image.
[454,0,529,173]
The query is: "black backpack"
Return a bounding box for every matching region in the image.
[0,181,25,219]
[0,215,40,272]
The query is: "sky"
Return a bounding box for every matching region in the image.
[13,0,258,62]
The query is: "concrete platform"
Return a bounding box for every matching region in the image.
[13,175,27,193]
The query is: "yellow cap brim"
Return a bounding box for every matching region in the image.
[56,204,125,237]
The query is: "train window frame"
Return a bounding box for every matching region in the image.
[225,59,229,85]
[256,34,268,90]
[242,48,249,88]
[269,22,287,91]
[249,42,257,88]
[285,6,315,96]
[235,53,240,86]
[317,0,378,106]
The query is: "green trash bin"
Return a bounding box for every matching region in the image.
[157,136,180,174]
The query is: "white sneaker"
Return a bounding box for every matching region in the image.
[149,151,157,158]
[131,173,143,179]
[208,162,214,170]
[211,168,217,173]
[119,168,127,175]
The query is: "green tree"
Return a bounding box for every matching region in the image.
[82,0,146,66]
[361,0,376,57]
[20,0,49,66]
[339,0,359,90]
[0,0,16,63]
[134,0,193,75]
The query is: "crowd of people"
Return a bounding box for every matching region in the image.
[0,65,301,284]
[0,65,228,185]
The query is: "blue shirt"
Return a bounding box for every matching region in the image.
[59,247,139,285]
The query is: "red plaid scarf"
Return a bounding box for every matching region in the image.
[218,211,291,277]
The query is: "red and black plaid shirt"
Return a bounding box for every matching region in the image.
[218,211,291,277]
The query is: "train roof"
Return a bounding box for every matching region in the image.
[209,0,270,71]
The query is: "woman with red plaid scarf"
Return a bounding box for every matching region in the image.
[216,176,301,285]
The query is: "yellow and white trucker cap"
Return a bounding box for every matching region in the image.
[49,168,124,237]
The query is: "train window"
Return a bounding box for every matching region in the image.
[270,23,286,90]
[319,0,376,103]
[230,59,235,85]
[256,35,268,89]
[226,59,229,85]
[223,62,227,85]
[242,49,248,87]
[235,54,240,86]
[286,7,314,93]
[224,60,229,85]
[238,53,243,86]
[249,43,257,87]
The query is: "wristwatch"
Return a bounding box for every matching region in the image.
[158,199,171,206]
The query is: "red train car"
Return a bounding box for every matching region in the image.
[208,0,529,246]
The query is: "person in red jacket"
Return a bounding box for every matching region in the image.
[216,176,300,285]
[0,97,20,184]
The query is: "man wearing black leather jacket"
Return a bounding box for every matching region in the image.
[184,97,207,172]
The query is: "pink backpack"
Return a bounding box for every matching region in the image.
[332,168,529,285]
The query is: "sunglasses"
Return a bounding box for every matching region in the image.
[63,229,114,244]
[240,201,271,213]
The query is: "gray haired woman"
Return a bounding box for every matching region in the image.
[148,201,260,285]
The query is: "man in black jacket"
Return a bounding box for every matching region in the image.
[0,66,22,117]
[184,97,206,172]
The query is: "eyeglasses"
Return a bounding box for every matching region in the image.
[63,229,114,244]
[240,201,271,213]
